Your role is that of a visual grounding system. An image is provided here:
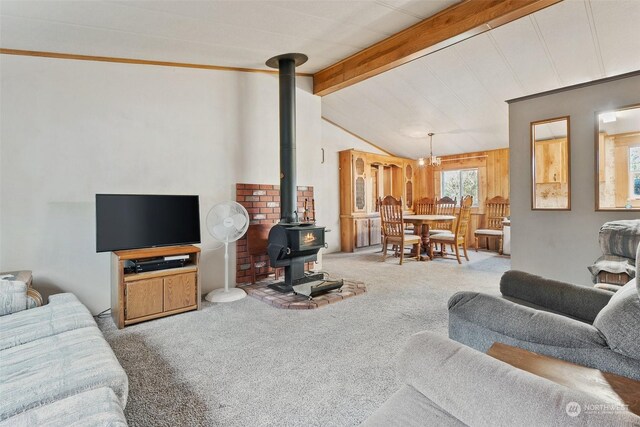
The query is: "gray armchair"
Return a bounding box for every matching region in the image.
[448,245,640,381]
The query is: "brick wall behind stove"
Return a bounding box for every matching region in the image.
[236,183,314,284]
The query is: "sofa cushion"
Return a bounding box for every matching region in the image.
[0,326,128,420]
[593,279,640,360]
[0,293,96,351]
[0,387,127,427]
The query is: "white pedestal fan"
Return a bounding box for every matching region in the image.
[204,201,250,303]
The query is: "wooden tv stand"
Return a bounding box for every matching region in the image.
[111,245,201,329]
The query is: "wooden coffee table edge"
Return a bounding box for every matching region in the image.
[487,342,640,416]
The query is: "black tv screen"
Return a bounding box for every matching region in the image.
[96,194,201,252]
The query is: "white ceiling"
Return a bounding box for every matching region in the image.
[2,0,639,158]
[322,0,640,157]
[0,0,458,73]
[533,119,568,141]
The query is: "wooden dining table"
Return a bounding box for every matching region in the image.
[403,214,456,260]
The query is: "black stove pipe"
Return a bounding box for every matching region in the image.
[266,53,308,224]
[277,57,297,223]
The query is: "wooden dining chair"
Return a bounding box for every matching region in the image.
[430,196,457,252]
[474,196,510,254]
[407,197,434,235]
[429,195,473,264]
[379,196,421,265]
[414,197,436,215]
[431,196,457,234]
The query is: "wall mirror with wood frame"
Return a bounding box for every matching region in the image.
[596,104,640,211]
[531,117,570,210]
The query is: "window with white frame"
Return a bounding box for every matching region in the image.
[441,168,479,206]
[630,146,640,199]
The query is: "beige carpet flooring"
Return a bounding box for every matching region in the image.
[98,248,510,426]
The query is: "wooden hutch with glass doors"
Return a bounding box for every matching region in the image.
[339,149,418,252]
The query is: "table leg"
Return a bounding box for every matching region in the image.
[412,224,425,261]
[413,224,431,261]
[424,225,433,260]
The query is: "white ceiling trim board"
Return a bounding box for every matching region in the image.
[259,2,398,39]
[374,0,428,20]
[451,46,505,112]
[584,0,606,77]
[529,15,563,87]
[486,32,528,95]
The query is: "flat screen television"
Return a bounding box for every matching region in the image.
[96,194,201,252]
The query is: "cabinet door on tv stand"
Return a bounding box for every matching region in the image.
[164,272,197,311]
[126,278,163,320]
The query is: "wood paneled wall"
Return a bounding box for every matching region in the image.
[486,149,510,199]
[414,148,510,249]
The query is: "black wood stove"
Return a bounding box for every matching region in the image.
[265,53,342,297]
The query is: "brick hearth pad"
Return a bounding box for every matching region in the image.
[238,278,366,309]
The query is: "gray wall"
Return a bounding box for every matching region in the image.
[509,73,640,284]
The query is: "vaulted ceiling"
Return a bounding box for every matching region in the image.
[1,1,639,157]
[322,0,640,157]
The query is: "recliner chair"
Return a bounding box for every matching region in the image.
[448,244,640,381]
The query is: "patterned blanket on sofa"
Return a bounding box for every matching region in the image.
[599,220,640,260]
[589,220,640,283]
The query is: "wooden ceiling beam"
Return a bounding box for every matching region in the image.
[313,0,562,96]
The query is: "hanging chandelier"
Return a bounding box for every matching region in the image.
[418,132,441,167]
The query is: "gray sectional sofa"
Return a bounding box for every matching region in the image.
[449,244,640,381]
[0,293,128,426]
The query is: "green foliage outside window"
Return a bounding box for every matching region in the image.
[631,147,640,197]
[442,169,478,205]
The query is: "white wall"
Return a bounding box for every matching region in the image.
[0,54,329,313]
[509,73,640,284]
[318,119,386,253]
